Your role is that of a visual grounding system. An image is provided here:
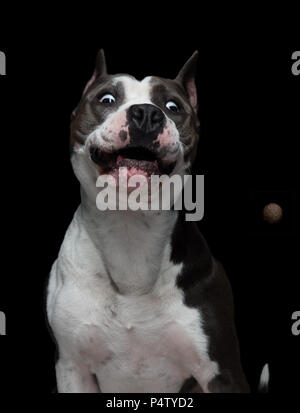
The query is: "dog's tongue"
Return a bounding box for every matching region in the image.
[115,155,159,178]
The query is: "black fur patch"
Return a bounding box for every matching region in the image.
[171,212,250,392]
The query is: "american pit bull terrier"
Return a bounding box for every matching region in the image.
[47,50,250,393]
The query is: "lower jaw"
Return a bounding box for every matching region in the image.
[98,156,162,183]
[98,166,159,191]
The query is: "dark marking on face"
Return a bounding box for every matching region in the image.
[150,78,200,165]
[70,75,126,151]
[102,134,111,143]
[148,140,160,152]
[119,130,128,142]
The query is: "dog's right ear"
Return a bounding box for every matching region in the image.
[94,49,107,77]
[82,49,107,95]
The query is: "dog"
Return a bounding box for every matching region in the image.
[46,49,250,393]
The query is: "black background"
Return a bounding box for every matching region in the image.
[0,7,299,402]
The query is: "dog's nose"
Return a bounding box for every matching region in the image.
[128,104,165,134]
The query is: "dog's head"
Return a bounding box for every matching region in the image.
[70,50,200,201]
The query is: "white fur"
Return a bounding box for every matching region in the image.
[259,363,269,391]
[113,75,153,108]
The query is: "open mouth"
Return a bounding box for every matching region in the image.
[90,146,175,177]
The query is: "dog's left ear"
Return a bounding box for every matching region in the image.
[175,51,198,113]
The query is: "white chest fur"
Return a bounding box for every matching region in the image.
[47,206,219,392]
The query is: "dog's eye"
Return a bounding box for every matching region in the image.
[165,101,179,112]
[99,94,116,104]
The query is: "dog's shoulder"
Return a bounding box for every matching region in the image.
[171,214,244,379]
[171,212,234,320]
[171,212,214,285]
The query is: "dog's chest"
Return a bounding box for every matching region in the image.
[49,211,216,392]
[69,275,208,393]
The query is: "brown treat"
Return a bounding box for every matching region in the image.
[263,203,283,224]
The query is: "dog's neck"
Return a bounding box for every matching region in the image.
[79,189,178,295]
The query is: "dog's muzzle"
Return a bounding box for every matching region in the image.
[88,104,177,177]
